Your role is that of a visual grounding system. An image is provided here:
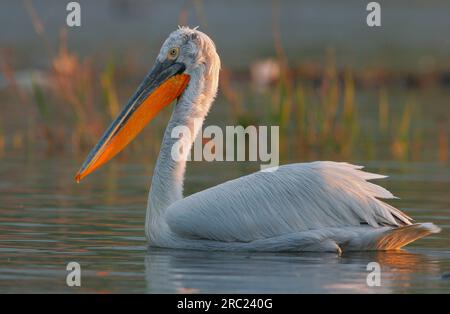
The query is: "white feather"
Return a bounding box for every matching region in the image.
[165,162,411,242]
[143,27,439,253]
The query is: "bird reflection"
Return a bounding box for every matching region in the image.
[144,247,441,293]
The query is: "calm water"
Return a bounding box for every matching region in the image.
[0,153,449,293]
[1,0,450,294]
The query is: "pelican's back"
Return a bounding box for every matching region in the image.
[165,162,421,244]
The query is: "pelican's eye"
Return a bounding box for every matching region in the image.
[167,47,180,60]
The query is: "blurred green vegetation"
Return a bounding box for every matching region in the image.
[0,0,448,165]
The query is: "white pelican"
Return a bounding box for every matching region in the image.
[75,27,440,254]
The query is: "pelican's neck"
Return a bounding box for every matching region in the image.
[146,64,218,228]
[148,92,203,215]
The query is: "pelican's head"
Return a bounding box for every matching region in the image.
[75,26,220,182]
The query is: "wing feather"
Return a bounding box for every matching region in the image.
[165,161,412,242]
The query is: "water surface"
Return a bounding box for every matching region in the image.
[0,154,449,293]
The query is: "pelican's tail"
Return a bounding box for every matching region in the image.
[345,222,441,251]
[374,223,441,250]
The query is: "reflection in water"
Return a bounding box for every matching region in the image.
[0,155,449,293]
[144,248,445,293]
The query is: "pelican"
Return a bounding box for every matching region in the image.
[75,27,440,254]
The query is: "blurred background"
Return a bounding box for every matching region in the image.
[1,0,449,162]
[0,0,449,293]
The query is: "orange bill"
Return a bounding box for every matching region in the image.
[75,60,190,182]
